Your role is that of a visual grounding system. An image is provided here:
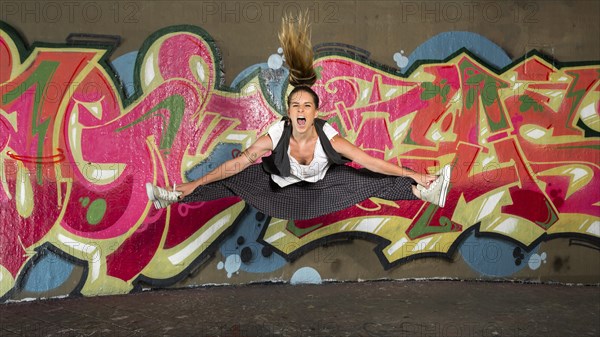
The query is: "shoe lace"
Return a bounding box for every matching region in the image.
[157,187,178,201]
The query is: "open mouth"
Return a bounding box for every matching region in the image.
[297,117,306,126]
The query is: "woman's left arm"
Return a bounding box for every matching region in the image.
[330,135,435,186]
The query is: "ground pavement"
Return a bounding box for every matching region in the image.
[1,280,599,337]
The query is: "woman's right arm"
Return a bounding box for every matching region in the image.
[176,134,273,197]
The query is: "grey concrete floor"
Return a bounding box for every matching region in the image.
[0,281,599,337]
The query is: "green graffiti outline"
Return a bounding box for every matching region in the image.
[115,95,186,150]
[2,60,59,184]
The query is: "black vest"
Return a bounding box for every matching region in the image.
[262,117,350,177]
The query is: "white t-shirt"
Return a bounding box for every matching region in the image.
[267,120,339,187]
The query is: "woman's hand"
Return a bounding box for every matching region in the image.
[172,181,199,199]
[414,173,437,188]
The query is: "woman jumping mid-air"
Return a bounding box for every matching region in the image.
[146,14,452,220]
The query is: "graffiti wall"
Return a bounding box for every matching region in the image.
[0,21,598,301]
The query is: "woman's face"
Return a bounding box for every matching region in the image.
[288,90,318,133]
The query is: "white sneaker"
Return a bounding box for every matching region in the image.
[417,164,452,207]
[146,183,181,209]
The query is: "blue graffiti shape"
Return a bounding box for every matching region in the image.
[290,267,322,285]
[22,251,76,293]
[403,31,511,72]
[220,207,287,274]
[231,62,289,113]
[111,51,139,97]
[459,231,539,277]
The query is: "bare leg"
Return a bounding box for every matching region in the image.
[412,185,421,199]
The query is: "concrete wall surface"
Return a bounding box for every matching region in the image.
[0,0,598,301]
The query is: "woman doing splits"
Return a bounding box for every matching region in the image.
[146,14,452,220]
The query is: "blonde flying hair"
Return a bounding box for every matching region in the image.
[278,11,317,87]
